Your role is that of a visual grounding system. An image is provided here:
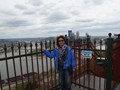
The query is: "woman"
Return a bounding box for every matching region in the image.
[43,35,76,90]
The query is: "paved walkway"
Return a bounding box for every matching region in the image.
[1,75,120,90]
[72,85,82,90]
[71,74,120,90]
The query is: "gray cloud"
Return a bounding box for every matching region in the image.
[101,21,120,26]
[84,0,105,5]
[29,0,42,6]
[46,12,70,23]
[15,4,27,10]
[76,19,94,23]
[23,11,36,15]
[70,11,80,15]
[0,10,17,16]
[0,19,30,27]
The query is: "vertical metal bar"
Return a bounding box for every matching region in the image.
[104,43,107,90]
[45,41,49,89]
[83,40,86,90]
[99,40,102,90]
[104,41,107,90]
[78,41,81,88]
[0,71,3,90]
[4,44,11,90]
[81,40,84,89]
[53,41,57,88]
[93,39,96,89]
[11,43,18,90]
[18,43,24,90]
[73,40,77,86]
[35,42,41,90]
[71,41,74,82]
[49,40,53,88]
[87,35,90,88]
[24,43,30,90]
[30,42,35,90]
[40,41,45,90]
[106,33,113,90]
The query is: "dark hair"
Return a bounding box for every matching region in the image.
[56,35,66,47]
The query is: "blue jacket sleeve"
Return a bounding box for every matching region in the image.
[43,49,56,59]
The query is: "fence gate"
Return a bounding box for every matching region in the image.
[71,33,120,90]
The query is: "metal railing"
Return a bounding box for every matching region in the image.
[0,34,120,90]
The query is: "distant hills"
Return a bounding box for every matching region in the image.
[0,37,56,47]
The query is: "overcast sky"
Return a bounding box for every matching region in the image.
[0,0,120,38]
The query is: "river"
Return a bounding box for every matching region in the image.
[0,52,55,80]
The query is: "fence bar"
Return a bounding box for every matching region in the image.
[53,40,57,89]
[104,42,107,90]
[49,40,53,88]
[83,40,86,90]
[35,42,41,90]
[73,40,77,86]
[4,44,11,90]
[11,43,18,90]
[30,42,35,90]
[0,71,2,90]
[99,40,102,90]
[106,33,113,90]
[40,41,45,90]
[93,39,96,89]
[87,35,90,88]
[24,43,30,90]
[78,41,81,88]
[18,43,24,90]
[45,41,49,89]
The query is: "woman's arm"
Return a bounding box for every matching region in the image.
[43,49,56,59]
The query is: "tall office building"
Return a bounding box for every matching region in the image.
[76,31,79,39]
[68,30,72,38]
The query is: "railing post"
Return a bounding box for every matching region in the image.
[86,35,90,74]
[106,33,113,90]
[0,71,2,90]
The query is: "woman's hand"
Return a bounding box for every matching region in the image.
[42,48,45,51]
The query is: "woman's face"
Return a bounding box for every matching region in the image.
[58,38,65,47]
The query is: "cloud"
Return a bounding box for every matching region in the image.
[15,4,27,10]
[23,11,36,15]
[0,19,30,27]
[84,0,105,5]
[29,0,42,6]
[76,19,94,23]
[0,10,17,16]
[46,11,70,23]
[70,10,80,15]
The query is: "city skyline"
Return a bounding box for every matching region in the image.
[0,0,120,39]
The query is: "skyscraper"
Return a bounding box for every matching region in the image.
[76,31,79,39]
[68,30,72,38]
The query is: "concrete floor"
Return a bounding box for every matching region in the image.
[71,75,120,90]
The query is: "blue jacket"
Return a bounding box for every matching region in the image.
[43,46,76,72]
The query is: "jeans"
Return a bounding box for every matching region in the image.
[59,67,71,90]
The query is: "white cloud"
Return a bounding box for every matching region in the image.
[0,0,120,38]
